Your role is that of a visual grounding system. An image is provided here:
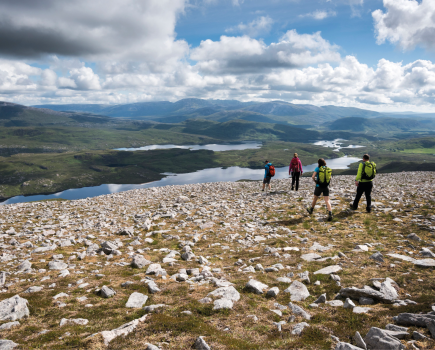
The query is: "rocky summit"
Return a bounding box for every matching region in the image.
[0,172,434,349]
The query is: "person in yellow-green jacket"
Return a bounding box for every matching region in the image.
[350,154,376,213]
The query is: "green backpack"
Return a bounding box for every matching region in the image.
[317,166,332,186]
[362,161,376,180]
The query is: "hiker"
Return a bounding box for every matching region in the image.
[262,160,274,192]
[350,154,376,213]
[306,158,333,221]
[289,153,303,191]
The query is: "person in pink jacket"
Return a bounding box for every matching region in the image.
[289,153,303,191]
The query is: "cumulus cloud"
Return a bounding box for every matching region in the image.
[226,16,274,37]
[191,30,341,74]
[0,2,435,112]
[299,10,337,20]
[373,0,435,51]
[0,0,188,71]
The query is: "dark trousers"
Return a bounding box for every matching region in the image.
[291,172,300,190]
[353,181,373,210]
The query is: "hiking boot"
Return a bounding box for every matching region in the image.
[291,186,294,191]
[328,211,333,221]
[349,204,357,210]
[306,207,313,215]
[366,206,371,213]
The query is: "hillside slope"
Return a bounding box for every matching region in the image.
[0,173,434,349]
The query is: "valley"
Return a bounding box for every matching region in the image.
[0,99,434,203]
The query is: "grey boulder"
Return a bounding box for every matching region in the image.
[0,295,29,321]
[145,344,161,350]
[291,322,309,336]
[125,292,148,308]
[48,261,68,270]
[131,255,151,269]
[288,302,311,320]
[245,279,268,294]
[284,281,310,301]
[266,287,280,298]
[194,336,211,350]
[208,286,240,302]
[100,286,116,298]
[0,340,18,350]
[335,342,364,350]
[369,252,384,263]
[213,298,233,310]
[364,327,404,350]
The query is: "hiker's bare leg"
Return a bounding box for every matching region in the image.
[311,196,318,209]
[262,183,265,190]
[324,196,332,211]
[268,184,271,191]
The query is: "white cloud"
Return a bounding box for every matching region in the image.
[350,0,364,17]
[191,30,341,74]
[69,67,101,90]
[373,0,435,51]
[0,0,189,73]
[226,16,274,37]
[299,10,337,20]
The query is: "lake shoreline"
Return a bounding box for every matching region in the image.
[1,156,361,205]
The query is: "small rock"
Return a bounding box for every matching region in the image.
[213,298,233,310]
[0,340,18,349]
[326,300,344,307]
[315,293,326,304]
[194,336,211,350]
[131,255,151,269]
[245,279,268,294]
[266,287,280,298]
[59,318,89,326]
[343,298,355,309]
[412,331,426,340]
[100,286,116,298]
[288,302,311,320]
[353,307,371,314]
[353,331,367,350]
[370,252,384,263]
[0,295,29,321]
[313,265,342,275]
[125,292,148,308]
[24,286,43,293]
[407,233,421,241]
[284,281,310,301]
[0,321,20,330]
[146,281,161,294]
[48,261,68,270]
[144,304,166,313]
[291,322,309,336]
[364,327,404,350]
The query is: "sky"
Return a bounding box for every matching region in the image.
[1,0,435,112]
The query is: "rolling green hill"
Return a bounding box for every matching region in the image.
[324,116,435,135]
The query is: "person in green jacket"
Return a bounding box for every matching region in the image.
[350,154,375,213]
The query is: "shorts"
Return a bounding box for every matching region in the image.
[314,186,329,197]
[263,176,271,184]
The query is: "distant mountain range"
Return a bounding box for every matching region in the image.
[33,98,386,125]
[0,99,433,140]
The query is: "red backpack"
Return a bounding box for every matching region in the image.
[291,158,300,172]
[268,165,275,177]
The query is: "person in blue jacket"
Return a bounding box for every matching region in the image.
[262,160,272,192]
